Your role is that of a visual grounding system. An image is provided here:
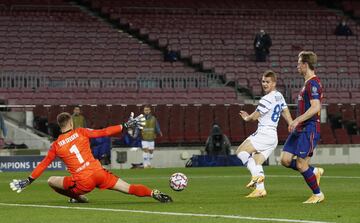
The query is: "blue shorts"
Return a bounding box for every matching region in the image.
[283,124,320,159]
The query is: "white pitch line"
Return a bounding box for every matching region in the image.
[0,203,333,223]
[179,175,360,180]
[0,174,359,184]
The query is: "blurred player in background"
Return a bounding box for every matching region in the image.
[90,134,111,165]
[236,70,292,198]
[72,106,87,129]
[123,113,142,151]
[10,112,172,203]
[280,51,325,204]
[141,105,162,168]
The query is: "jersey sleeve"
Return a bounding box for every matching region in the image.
[78,125,123,138]
[307,80,322,100]
[30,145,57,179]
[280,94,288,109]
[256,95,272,115]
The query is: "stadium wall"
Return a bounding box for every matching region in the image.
[111,145,360,169]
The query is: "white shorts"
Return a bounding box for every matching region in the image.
[141,141,155,150]
[248,127,278,159]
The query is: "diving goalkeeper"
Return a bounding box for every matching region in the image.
[10,112,172,203]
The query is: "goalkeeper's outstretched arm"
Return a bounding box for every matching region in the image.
[10,147,56,193]
[82,113,146,138]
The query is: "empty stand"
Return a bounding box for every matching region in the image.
[320,123,337,144]
[184,105,200,142]
[168,105,185,143]
[89,0,360,101]
[213,105,230,137]
[199,105,215,142]
[154,105,170,143]
[228,104,246,142]
[334,128,351,144]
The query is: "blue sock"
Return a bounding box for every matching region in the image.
[286,159,298,171]
[301,168,320,194]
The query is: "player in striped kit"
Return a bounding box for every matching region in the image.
[236,70,293,198]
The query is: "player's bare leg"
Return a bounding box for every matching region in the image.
[47,176,88,203]
[280,151,295,168]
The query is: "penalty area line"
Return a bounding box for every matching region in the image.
[0,202,333,223]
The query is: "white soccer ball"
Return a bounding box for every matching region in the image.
[169,172,188,191]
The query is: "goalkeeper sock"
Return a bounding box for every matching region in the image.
[129,184,152,197]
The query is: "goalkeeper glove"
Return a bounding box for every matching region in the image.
[123,112,146,130]
[10,177,34,193]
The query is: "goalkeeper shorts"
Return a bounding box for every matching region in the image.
[63,168,118,195]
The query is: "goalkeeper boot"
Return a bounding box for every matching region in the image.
[69,195,89,203]
[303,192,325,204]
[246,176,265,189]
[151,189,173,203]
[314,167,324,186]
[245,189,267,198]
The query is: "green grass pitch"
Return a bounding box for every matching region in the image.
[1,164,359,223]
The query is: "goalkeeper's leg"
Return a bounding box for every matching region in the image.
[110,178,172,202]
[110,178,152,196]
[48,176,89,202]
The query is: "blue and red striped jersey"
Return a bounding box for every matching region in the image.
[296,76,323,132]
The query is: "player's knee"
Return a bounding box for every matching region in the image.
[47,176,56,186]
[280,158,291,167]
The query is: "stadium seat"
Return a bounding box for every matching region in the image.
[334,128,351,144]
[184,105,200,142]
[199,105,215,142]
[168,105,185,143]
[228,104,246,143]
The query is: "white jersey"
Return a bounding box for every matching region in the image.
[256,90,287,129]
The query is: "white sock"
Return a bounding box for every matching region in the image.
[149,153,154,165]
[237,151,256,176]
[255,165,265,190]
[313,167,318,175]
[257,182,265,190]
[142,152,149,166]
[247,157,257,177]
[256,164,265,177]
[237,151,250,166]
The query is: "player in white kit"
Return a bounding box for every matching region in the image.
[236,70,293,198]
